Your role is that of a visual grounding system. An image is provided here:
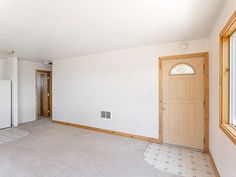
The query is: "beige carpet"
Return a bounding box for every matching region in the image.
[0,127,29,144]
[0,119,177,177]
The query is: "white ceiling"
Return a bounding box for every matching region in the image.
[0,0,225,61]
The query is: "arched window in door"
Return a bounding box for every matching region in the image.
[170,63,195,75]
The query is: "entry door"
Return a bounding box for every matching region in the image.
[40,73,50,117]
[162,57,204,150]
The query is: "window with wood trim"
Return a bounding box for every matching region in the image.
[220,11,236,144]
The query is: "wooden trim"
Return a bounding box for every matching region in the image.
[220,123,236,144]
[219,10,236,144]
[220,10,236,37]
[158,52,209,152]
[36,70,52,73]
[159,52,208,60]
[53,120,161,143]
[158,60,163,144]
[204,54,209,152]
[208,149,220,177]
[35,70,52,120]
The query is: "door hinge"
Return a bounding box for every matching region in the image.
[204,138,205,143]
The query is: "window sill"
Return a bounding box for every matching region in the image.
[220,123,236,144]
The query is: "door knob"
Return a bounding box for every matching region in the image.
[162,107,167,111]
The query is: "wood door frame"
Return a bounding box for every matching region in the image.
[158,52,209,152]
[35,70,52,120]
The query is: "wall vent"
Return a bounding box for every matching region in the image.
[101,111,111,119]
[101,111,106,118]
[106,112,111,119]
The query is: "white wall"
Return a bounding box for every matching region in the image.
[208,0,236,177]
[0,59,4,79]
[3,56,18,127]
[18,60,52,123]
[53,38,208,138]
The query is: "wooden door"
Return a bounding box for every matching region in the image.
[36,71,51,118]
[162,57,204,150]
[40,73,49,116]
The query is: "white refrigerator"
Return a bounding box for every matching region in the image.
[0,80,11,129]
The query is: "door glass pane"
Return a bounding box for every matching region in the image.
[170,63,195,75]
[230,31,236,127]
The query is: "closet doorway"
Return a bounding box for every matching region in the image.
[36,70,52,119]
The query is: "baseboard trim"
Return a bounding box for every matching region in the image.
[53,120,161,143]
[207,149,220,177]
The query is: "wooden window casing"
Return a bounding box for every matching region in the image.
[219,11,236,144]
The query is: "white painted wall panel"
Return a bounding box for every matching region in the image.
[3,57,18,127]
[0,80,11,129]
[0,60,4,79]
[53,39,208,138]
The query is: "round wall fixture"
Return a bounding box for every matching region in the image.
[180,43,189,50]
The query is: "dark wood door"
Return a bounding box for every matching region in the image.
[40,73,49,117]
